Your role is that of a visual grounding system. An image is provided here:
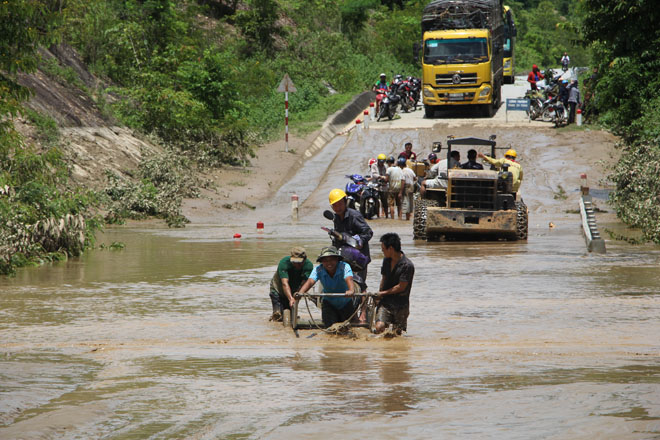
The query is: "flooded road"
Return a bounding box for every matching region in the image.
[2,109,660,438]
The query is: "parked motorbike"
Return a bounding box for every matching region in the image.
[524,89,544,120]
[409,77,421,110]
[344,174,368,210]
[359,180,380,220]
[540,95,567,127]
[395,79,415,113]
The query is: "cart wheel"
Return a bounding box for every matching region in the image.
[291,300,299,330]
[366,297,378,333]
[282,309,291,327]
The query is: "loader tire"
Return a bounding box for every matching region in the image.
[413,193,439,240]
[515,200,528,240]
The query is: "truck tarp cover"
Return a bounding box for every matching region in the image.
[422,0,503,33]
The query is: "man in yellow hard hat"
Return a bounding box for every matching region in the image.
[369,153,389,218]
[478,148,524,193]
[328,188,373,290]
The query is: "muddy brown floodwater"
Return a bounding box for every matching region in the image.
[1,110,660,439]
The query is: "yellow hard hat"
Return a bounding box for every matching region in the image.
[329,188,347,205]
[505,149,517,158]
[377,153,387,161]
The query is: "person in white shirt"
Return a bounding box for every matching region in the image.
[386,156,403,219]
[400,158,417,221]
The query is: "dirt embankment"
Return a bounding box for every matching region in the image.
[16,45,161,189]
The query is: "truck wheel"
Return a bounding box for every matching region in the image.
[413,193,439,240]
[482,103,495,118]
[424,106,435,118]
[515,200,528,240]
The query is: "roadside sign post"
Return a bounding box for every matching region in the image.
[277,74,297,152]
[506,98,530,123]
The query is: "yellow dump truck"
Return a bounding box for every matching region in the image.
[417,0,505,118]
[503,5,517,84]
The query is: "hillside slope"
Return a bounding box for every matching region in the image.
[16,44,161,189]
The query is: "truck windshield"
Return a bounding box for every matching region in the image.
[424,38,489,64]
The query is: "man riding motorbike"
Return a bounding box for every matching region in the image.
[328,188,373,289]
[561,52,570,71]
[373,73,389,116]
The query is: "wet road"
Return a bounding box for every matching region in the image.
[1,100,660,438]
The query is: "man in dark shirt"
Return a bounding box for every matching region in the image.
[374,232,414,335]
[461,149,484,170]
[328,188,373,289]
[399,142,417,161]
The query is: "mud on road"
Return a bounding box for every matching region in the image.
[1,82,659,439]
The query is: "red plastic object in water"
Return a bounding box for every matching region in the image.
[233,233,242,238]
[256,222,264,229]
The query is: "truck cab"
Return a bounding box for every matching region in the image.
[418,0,505,118]
[422,29,501,116]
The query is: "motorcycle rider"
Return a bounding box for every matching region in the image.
[373,73,389,115]
[373,73,389,92]
[561,52,570,70]
[527,64,545,91]
[328,188,373,289]
[370,153,389,218]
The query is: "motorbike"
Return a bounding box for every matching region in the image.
[540,94,567,127]
[377,87,400,121]
[374,87,388,116]
[561,59,569,72]
[524,89,544,120]
[344,174,368,210]
[321,210,370,292]
[359,179,380,220]
[396,79,416,113]
[409,77,421,110]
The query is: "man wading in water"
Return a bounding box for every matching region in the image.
[268,247,313,322]
[374,233,414,335]
[296,246,357,328]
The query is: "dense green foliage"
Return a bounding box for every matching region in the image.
[0,1,102,275]
[63,0,422,150]
[581,0,660,243]
[506,0,590,73]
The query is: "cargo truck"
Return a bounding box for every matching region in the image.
[416,0,505,118]
[503,5,516,84]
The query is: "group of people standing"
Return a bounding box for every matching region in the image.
[268,187,414,335]
[527,58,581,125]
[369,142,421,221]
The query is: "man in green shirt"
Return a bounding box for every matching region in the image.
[269,247,313,322]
